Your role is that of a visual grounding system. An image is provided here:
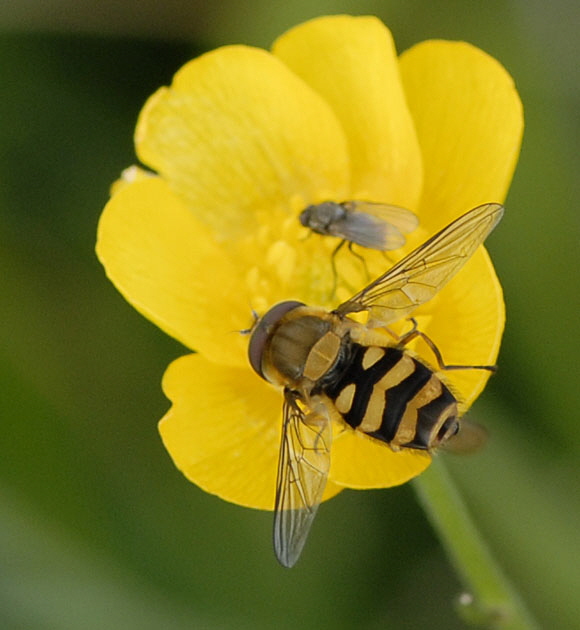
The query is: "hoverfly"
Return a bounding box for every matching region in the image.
[299,200,419,251]
[248,203,504,568]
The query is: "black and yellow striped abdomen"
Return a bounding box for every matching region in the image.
[322,342,459,450]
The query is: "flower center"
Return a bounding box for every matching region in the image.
[237,202,377,317]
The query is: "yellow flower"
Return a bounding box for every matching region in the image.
[96,16,523,510]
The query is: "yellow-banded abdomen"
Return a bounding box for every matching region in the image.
[320,342,460,450]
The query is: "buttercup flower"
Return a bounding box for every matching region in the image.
[96,16,523,510]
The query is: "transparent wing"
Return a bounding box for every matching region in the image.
[442,419,489,454]
[273,390,331,568]
[334,201,418,250]
[335,203,504,325]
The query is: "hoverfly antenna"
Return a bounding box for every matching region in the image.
[239,308,259,336]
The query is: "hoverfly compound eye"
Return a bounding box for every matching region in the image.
[248,301,304,378]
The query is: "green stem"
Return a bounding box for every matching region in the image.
[412,456,540,629]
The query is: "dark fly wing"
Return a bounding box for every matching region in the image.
[334,203,504,325]
[343,201,419,234]
[333,211,404,250]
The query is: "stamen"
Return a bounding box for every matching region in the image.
[266,240,296,284]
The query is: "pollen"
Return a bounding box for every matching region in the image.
[245,266,271,311]
[266,240,296,285]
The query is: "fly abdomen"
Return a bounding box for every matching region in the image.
[323,343,459,451]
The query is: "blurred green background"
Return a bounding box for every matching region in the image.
[1,1,578,629]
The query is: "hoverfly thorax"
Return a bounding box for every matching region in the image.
[248,301,348,390]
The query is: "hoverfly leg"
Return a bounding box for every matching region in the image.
[397,318,497,373]
[397,317,420,342]
[302,410,330,454]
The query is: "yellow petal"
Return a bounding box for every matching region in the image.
[399,40,523,232]
[159,354,343,510]
[330,429,431,488]
[110,165,155,196]
[136,45,349,240]
[273,15,423,209]
[96,178,252,366]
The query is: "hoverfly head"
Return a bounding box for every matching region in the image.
[247,301,305,379]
